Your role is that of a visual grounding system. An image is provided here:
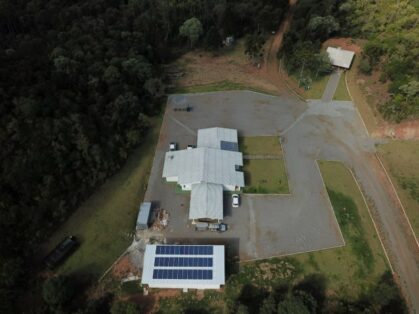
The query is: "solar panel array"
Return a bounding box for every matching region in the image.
[154,257,213,267]
[155,245,213,255]
[153,269,213,280]
[220,140,239,152]
[150,245,216,281]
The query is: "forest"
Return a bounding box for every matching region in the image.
[0,0,288,312]
[280,0,418,121]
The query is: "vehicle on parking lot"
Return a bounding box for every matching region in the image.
[195,222,209,231]
[187,145,196,150]
[169,142,177,151]
[44,236,78,269]
[195,222,227,232]
[232,194,240,207]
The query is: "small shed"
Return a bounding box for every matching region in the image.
[326,47,355,69]
[136,202,152,230]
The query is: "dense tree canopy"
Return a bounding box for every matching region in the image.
[0,0,289,312]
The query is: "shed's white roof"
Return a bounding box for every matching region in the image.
[141,244,225,289]
[163,147,244,187]
[326,47,355,69]
[197,128,238,149]
[189,183,223,220]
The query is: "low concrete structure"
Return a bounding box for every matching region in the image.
[326,47,355,69]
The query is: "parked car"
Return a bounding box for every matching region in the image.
[187,145,196,150]
[232,194,240,207]
[44,236,78,269]
[195,222,209,231]
[169,142,177,151]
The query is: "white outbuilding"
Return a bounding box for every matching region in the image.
[326,47,355,69]
[141,244,225,290]
[162,127,244,222]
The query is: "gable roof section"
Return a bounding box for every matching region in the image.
[189,183,223,220]
[326,47,355,69]
[197,127,238,150]
[163,147,244,187]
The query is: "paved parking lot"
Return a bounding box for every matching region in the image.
[144,91,375,260]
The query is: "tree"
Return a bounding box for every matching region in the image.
[307,16,340,41]
[204,26,222,50]
[359,57,372,75]
[42,275,74,309]
[179,17,203,47]
[111,301,142,314]
[277,296,311,314]
[236,304,250,314]
[260,295,277,314]
[244,33,265,63]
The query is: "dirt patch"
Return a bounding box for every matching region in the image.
[112,255,139,280]
[372,120,419,140]
[172,42,278,94]
[322,37,362,54]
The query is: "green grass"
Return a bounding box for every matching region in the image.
[43,116,162,279]
[292,161,389,297]
[239,136,288,194]
[377,141,419,237]
[157,161,393,311]
[239,136,282,156]
[303,74,330,99]
[172,80,278,96]
[243,160,289,194]
[333,72,351,100]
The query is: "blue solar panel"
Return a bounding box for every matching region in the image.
[155,245,214,255]
[152,269,213,280]
[154,257,213,267]
[220,140,239,152]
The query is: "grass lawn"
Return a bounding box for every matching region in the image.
[333,72,351,101]
[292,161,389,297]
[172,80,277,96]
[230,161,389,298]
[156,161,393,312]
[304,74,330,99]
[377,141,419,237]
[43,116,162,279]
[239,136,282,156]
[239,136,289,194]
[243,160,288,194]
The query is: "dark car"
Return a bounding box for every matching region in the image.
[44,236,78,269]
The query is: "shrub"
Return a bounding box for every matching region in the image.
[359,57,372,75]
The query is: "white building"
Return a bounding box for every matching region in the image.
[163,127,244,222]
[326,47,355,69]
[141,244,225,290]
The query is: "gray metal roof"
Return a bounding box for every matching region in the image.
[326,47,355,69]
[136,202,151,229]
[197,128,238,150]
[189,183,223,220]
[163,147,244,187]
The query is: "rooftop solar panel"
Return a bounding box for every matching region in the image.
[220,140,239,152]
[152,268,213,280]
[155,245,214,255]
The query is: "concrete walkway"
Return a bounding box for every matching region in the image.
[321,70,342,102]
